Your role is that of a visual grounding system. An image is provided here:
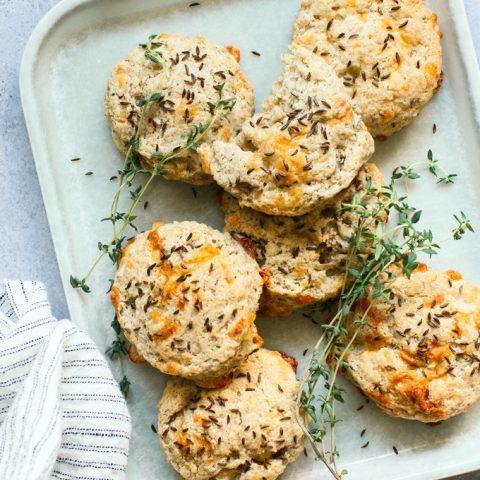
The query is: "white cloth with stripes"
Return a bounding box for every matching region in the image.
[0,280,130,480]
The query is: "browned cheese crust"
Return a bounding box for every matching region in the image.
[344,267,480,422]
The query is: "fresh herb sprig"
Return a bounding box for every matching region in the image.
[106,315,130,397]
[70,36,237,396]
[393,150,458,185]
[70,83,235,292]
[296,154,473,479]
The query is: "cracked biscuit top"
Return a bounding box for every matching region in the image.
[201,44,374,216]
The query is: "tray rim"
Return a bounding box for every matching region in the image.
[18,0,480,479]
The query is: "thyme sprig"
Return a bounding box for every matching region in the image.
[106,315,130,397]
[70,36,237,396]
[296,155,473,479]
[70,85,235,292]
[392,150,458,185]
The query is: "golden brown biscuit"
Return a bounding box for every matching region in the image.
[293,0,443,137]
[202,44,374,216]
[111,221,263,387]
[105,34,254,185]
[158,349,305,479]
[221,164,385,317]
[344,268,480,422]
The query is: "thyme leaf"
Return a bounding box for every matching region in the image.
[69,275,91,293]
[119,375,131,398]
[105,336,128,359]
[141,34,165,67]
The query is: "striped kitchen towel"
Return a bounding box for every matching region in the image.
[0,280,131,480]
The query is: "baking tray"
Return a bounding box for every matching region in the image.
[20,0,480,478]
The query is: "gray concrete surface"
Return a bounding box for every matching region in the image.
[0,0,479,477]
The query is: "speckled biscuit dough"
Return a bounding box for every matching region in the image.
[158,349,306,480]
[201,44,374,216]
[293,0,443,138]
[221,164,384,317]
[111,221,263,388]
[344,267,480,422]
[105,34,254,185]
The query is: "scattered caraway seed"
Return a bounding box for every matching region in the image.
[110,175,118,181]
[361,442,369,449]
[189,2,200,6]
[303,348,309,356]
[393,446,399,455]
[356,404,364,411]
[85,171,93,176]
[70,157,80,162]
[144,201,149,210]
[433,123,437,134]
[251,51,261,57]
[192,187,198,198]
[360,429,366,438]
[151,424,157,433]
